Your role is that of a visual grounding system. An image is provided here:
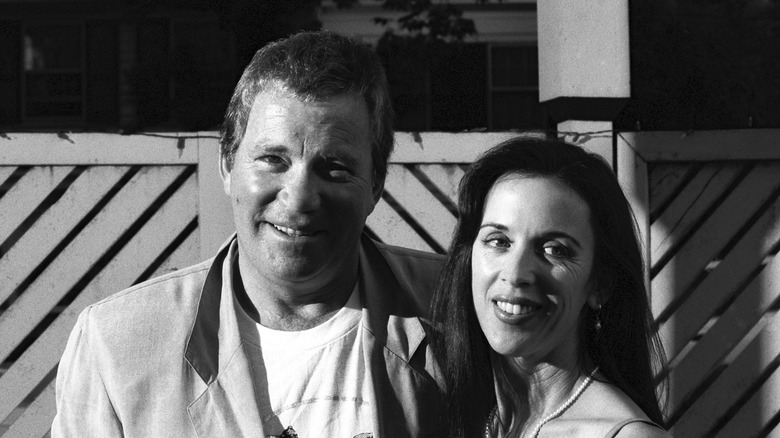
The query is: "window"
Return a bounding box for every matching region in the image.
[135,18,235,130]
[170,19,235,129]
[23,23,84,122]
[489,45,545,130]
[386,43,545,132]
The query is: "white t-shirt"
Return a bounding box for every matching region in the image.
[250,287,373,438]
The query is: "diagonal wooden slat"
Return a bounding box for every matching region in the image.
[666,245,780,418]
[0,167,188,365]
[366,198,434,253]
[0,167,73,247]
[0,166,128,306]
[0,170,198,427]
[1,378,56,438]
[671,297,780,437]
[0,167,18,193]
[714,354,780,438]
[383,165,457,252]
[147,228,200,281]
[767,420,780,438]
[659,194,780,360]
[650,163,741,268]
[414,164,465,210]
[648,163,698,217]
[651,163,780,319]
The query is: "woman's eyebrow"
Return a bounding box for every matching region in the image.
[541,231,583,249]
[478,222,508,231]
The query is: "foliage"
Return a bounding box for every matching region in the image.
[338,1,491,130]
[122,0,321,130]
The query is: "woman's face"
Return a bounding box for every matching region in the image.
[471,174,597,366]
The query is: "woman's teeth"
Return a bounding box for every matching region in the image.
[496,300,538,315]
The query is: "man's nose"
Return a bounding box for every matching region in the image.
[279,167,320,212]
[501,244,537,286]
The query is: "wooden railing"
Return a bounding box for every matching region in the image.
[1,130,779,437]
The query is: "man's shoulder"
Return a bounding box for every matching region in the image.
[94,258,211,308]
[372,241,445,272]
[368,239,445,315]
[79,258,213,335]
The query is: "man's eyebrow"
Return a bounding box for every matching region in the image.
[322,151,359,168]
[249,143,289,154]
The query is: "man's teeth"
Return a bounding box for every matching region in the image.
[496,301,538,315]
[273,224,312,236]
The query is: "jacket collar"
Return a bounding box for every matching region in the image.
[183,233,430,436]
[357,233,427,363]
[185,236,266,435]
[185,232,428,379]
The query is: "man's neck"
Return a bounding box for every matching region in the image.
[233,254,358,331]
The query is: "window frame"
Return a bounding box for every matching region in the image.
[486,42,542,130]
[21,20,86,126]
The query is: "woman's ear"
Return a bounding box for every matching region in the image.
[588,271,615,309]
[587,293,601,310]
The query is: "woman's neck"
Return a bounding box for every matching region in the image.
[492,354,587,437]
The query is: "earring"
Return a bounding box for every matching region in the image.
[594,304,603,332]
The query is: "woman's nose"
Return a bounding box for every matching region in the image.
[501,244,537,286]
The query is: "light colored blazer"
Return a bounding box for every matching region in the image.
[52,234,446,437]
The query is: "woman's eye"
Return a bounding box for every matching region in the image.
[485,237,510,249]
[543,244,570,257]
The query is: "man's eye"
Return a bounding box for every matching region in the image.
[543,244,570,257]
[259,155,284,165]
[323,163,352,181]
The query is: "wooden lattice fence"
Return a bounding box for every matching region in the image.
[618,130,780,437]
[1,130,779,437]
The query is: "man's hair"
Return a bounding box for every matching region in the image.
[431,136,668,437]
[219,30,394,192]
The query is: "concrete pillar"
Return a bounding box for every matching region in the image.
[536,0,630,166]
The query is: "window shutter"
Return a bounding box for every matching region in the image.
[136,19,170,127]
[0,20,21,126]
[86,20,119,126]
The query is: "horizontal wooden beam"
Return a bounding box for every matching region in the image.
[620,130,780,161]
[0,132,210,165]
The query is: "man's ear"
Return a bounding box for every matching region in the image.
[369,173,384,211]
[372,182,383,206]
[219,152,232,196]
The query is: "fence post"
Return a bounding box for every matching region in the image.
[195,134,234,260]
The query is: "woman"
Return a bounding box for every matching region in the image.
[431,137,669,437]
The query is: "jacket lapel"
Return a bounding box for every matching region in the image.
[358,235,432,438]
[185,237,266,437]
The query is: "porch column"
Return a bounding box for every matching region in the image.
[536,0,630,163]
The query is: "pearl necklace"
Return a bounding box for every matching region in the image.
[484,366,599,438]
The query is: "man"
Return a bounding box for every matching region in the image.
[52,31,445,437]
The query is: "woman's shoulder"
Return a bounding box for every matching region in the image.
[606,420,670,438]
[557,380,668,437]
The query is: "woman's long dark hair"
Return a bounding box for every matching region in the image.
[430,136,667,437]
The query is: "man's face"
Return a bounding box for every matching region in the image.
[222,90,377,293]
